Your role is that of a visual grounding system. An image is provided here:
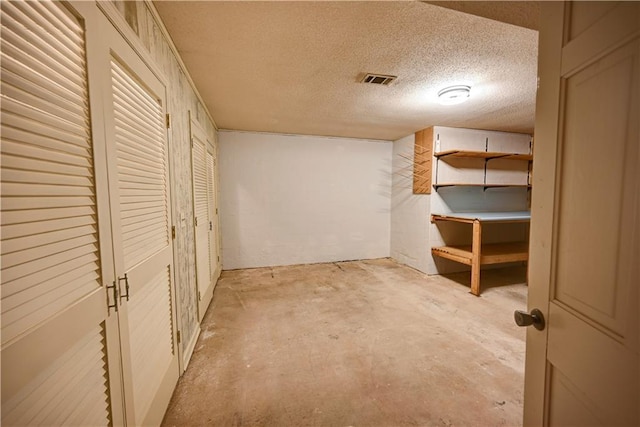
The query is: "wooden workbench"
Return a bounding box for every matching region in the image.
[430,211,531,296]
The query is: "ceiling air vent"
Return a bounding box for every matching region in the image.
[361,73,397,86]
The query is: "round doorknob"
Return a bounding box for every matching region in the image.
[514,308,545,331]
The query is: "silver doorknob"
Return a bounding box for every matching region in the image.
[514,308,545,331]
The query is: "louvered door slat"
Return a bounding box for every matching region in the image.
[112,84,164,126]
[111,67,162,116]
[2,97,89,141]
[3,266,98,313]
[127,267,173,421]
[4,2,83,57]
[111,58,169,271]
[119,175,166,188]
[1,0,101,348]
[120,204,165,219]
[120,200,165,213]
[1,7,87,74]
[2,325,110,427]
[115,135,165,165]
[0,60,86,108]
[2,232,96,269]
[193,140,208,219]
[121,210,166,227]
[1,153,92,177]
[3,223,95,253]
[2,215,95,240]
[118,163,164,180]
[117,153,166,174]
[1,132,91,161]
[1,253,98,298]
[2,168,93,187]
[1,77,86,125]
[1,35,86,93]
[113,106,164,143]
[1,206,94,226]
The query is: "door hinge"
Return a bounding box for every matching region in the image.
[209,221,212,231]
[195,217,198,226]
[171,225,176,240]
[215,208,218,215]
[198,291,202,301]
[166,113,171,129]
[177,330,181,344]
[217,255,220,262]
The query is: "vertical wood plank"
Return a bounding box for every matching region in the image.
[471,219,482,296]
[413,126,433,194]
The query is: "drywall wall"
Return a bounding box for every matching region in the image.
[219,131,392,269]
[390,134,432,273]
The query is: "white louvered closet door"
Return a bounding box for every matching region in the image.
[99,14,179,427]
[206,149,220,282]
[191,121,212,321]
[0,1,125,426]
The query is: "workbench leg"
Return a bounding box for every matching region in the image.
[471,219,482,296]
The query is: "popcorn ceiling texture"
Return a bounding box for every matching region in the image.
[154,1,538,141]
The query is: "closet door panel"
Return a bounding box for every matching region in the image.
[103,20,178,425]
[206,149,220,281]
[191,125,211,321]
[0,1,122,425]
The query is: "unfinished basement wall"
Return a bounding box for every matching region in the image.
[218,131,392,269]
[390,134,432,273]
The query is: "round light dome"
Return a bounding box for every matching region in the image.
[438,85,471,105]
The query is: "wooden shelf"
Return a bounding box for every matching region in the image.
[434,150,533,161]
[432,242,529,265]
[433,183,531,190]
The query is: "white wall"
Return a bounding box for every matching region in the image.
[390,134,432,273]
[218,131,392,269]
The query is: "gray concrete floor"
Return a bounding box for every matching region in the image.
[163,258,527,426]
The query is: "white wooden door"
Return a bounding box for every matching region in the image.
[99,12,179,426]
[524,2,639,425]
[0,1,125,425]
[206,147,221,283]
[191,119,213,321]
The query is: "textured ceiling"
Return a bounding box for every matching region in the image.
[154,1,539,141]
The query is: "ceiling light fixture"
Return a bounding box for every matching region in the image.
[438,85,471,105]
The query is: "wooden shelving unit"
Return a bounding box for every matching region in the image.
[434,150,533,161]
[432,242,529,265]
[433,148,533,192]
[430,212,531,296]
[433,183,531,190]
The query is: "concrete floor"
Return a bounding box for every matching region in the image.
[163,258,527,426]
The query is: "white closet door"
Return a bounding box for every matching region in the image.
[101,15,178,426]
[0,1,123,425]
[206,149,220,282]
[191,122,212,321]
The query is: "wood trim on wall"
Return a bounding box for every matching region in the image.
[413,127,433,194]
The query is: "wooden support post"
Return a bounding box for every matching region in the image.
[470,219,482,296]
